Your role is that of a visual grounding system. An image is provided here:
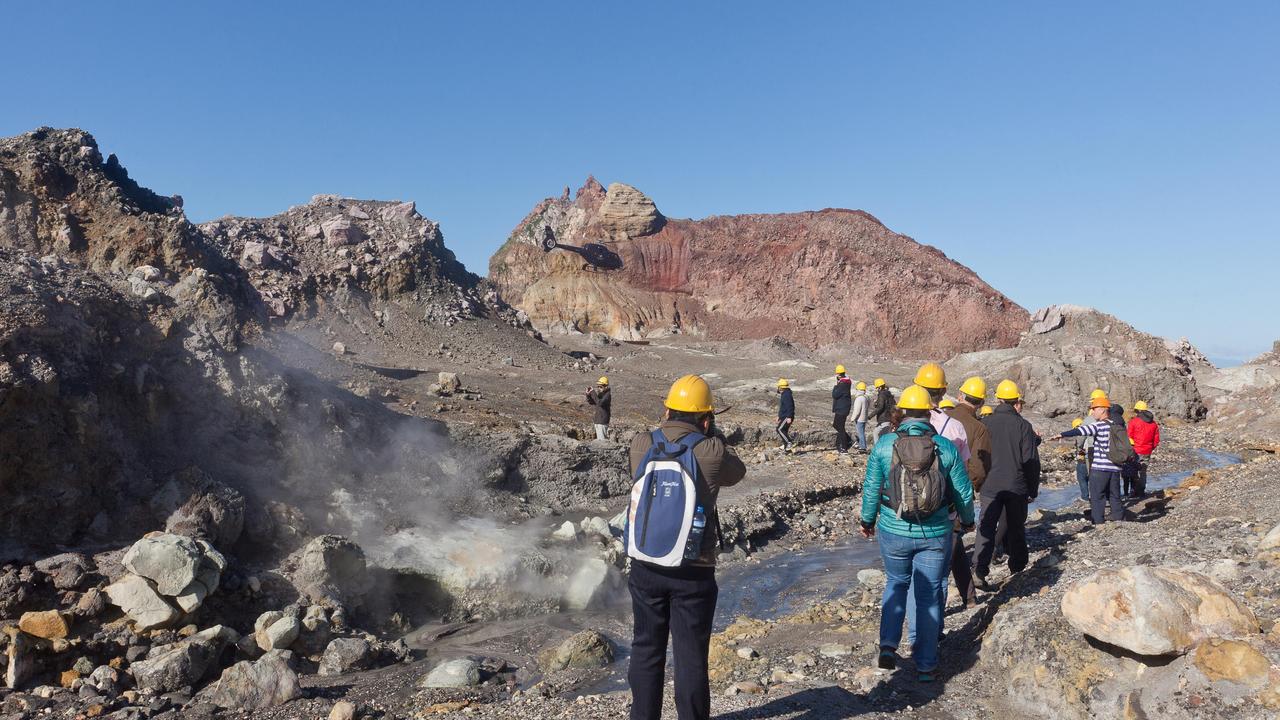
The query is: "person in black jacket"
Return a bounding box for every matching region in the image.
[971,380,1041,589]
[831,365,852,454]
[586,377,612,441]
[775,379,795,451]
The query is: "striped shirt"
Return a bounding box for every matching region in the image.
[1065,422,1121,472]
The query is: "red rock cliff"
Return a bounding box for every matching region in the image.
[489,179,1029,356]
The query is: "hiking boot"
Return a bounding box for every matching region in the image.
[974,573,993,592]
[876,646,897,670]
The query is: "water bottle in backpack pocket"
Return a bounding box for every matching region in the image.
[883,427,948,524]
[624,430,707,567]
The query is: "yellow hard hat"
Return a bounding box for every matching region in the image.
[939,398,956,409]
[665,374,714,413]
[979,405,994,417]
[1072,418,1083,428]
[1090,389,1108,400]
[776,378,789,389]
[958,376,987,400]
[874,378,886,388]
[597,376,609,386]
[835,364,846,375]
[995,379,1022,401]
[1133,400,1149,411]
[897,384,933,411]
[855,381,867,391]
[914,363,947,390]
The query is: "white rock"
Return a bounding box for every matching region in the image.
[122,533,203,596]
[551,521,579,542]
[579,516,613,539]
[856,568,886,588]
[104,575,180,631]
[421,658,481,688]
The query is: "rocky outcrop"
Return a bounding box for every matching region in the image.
[948,304,1206,419]
[489,177,1028,356]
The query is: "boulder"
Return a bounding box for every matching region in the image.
[538,630,614,672]
[579,516,612,540]
[207,650,301,709]
[254,611,301,652]
[130,626,238,693]
[294,535,368,608]
[421,658,481,688]
[4,629,35,690]
[34,553,91,591]
[1259,522,1280,552]
[597,183,665,239]
[122,534,203,596]
[856,568,886,589]
[437,372,461,394]
[318,637,373,676]
[550,521,578,542]
[1192,638,1271,688]
[104,575,179,631]
[563,558,621,611]
[18,611,68,640]
[321,217,364,247]
[330,700,357,720]
[160,473,245,548]
[1060,566,1259,655]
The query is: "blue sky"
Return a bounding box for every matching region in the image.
[3,2,1276,364]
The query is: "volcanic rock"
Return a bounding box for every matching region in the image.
[1060,566,1259,655]
[122,534,203,596]
[490,178,1027,355]
[421,658,481,688]
[207,650,301,709]
[538,630,614,672]
[33,553,91,591]
[254,611,301,652]
[17,611,68,641]
[104,575,179,631]
[318,638,373,676]
[293,535,368,608]
[1193,638,1271,688]
[130,626,237,693]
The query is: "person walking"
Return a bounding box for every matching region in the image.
[971,380,1041,590]
[627,375,746,720]
[775,379,795,452]
[1052,395,1127,525]
[586,377,612,441]
[1127,401,1160,498]
[832,365,853,454]
[860,385,975,684]
[869,378,895,444]
[852,381,870,453]
[945,376,992,608]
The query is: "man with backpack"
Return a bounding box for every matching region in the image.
[868,378,895,444]
[775,378,795,452]
[1052,395,1133,524]
[971,380,1041,590]
[1127,400,1161,497]
[625,374,746,720]
[859,385,975,684]
[831,365,853,454]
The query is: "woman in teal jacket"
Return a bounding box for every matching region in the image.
[859,385,975,682]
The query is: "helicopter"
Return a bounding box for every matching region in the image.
[540,226,624,273]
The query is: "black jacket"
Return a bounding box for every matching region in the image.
[831,378,852,415]
[778,388,795,421]
[587,387,611,424]
[981,403,1042,498]
[871,386,895,424]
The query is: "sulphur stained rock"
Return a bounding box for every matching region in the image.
[1060,566,1258,655]
[122,533,203,596]
[538,630,614,672]
[18,610,68,640]
[104,575,179,631]
[1192,638,1271,688]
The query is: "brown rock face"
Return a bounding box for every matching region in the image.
[489,178,1027,356]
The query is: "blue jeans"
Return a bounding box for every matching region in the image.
[1076,461,1088,501]
[877,530,952,673]
[855,421,867,450]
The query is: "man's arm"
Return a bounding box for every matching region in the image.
[1022,423,1042,498]
[861,446,886,526]
[695,436,747,490]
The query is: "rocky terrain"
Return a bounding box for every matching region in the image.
[489,178,1029,357]
[1197,340,1280,443]
[2,127,1278,720]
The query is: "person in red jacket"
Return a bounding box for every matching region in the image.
[1127,401,1161,497]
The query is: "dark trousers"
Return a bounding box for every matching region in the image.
[1133,454,1150,496]
[775,418,794,448]
[950,528,976,607]
[628,562,718,720]
[1089,469,1124,524]
[1076,461,1089,501]
[833,413,850,452]
[973,491,1028,578]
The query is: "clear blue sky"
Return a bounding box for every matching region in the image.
[4,2,1276,364]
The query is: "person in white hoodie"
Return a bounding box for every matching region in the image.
[851,381,870,453]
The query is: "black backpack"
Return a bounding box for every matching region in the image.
[1106,420,1137,466]
[882,426,948,523]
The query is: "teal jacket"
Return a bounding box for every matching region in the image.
[860,419,976,538]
